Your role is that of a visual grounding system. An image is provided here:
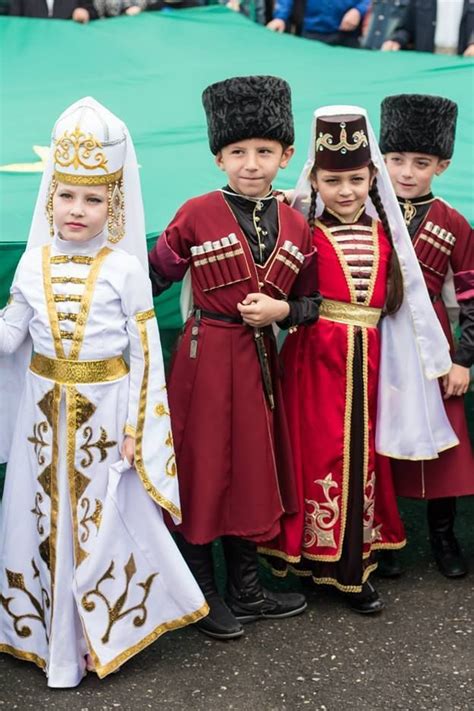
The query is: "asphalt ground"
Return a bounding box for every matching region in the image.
[0,497,473,711]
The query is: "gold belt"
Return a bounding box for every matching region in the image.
[30,353,129,384]
[319,299,382,329]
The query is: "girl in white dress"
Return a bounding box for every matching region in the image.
[0,97,207,688]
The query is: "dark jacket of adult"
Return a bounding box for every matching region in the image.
[10,0,97,18]
[390,0,474,54]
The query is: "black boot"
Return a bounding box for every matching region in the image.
[222,537,307,623]
[346,580,384,614]
[175,535,243,639]
[375,550,402,578]
[427,498,467,578]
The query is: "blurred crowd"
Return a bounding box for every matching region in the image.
[1,0,473,57]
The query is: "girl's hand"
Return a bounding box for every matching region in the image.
[121,436,136,466]
[237,293,290,327]
[442,364,470,399]
[339,8,360,32]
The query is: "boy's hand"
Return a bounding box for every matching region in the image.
[125,5,142,14]
[339,8,360,32]
[442,364,470,399]
[381,40,401,51]
[72,7,90,22]
[464,44,474,57]
[121,435,136,466]
[238,293,290,327]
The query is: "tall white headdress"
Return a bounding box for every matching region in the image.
[27,96,147,269]
[293,105,457,459]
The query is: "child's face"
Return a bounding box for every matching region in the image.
[384,152,450,200]
[312,166,372,221]
[53,182,108,242]
[215,138,294,198]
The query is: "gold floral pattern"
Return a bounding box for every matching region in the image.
[303,473,340,550]
[27,422,49,466]
[82,554,158,645]
[0,561,50,641]
[79,498,103,542]
[80,426,116,468]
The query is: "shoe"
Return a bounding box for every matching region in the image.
[175,534,243,640]
[346,581,384,614]
[430,533,468,578]
[227,587,307,623]
[196,593,244,640]
[376,550,402,578]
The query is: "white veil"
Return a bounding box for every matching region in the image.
[293,105,457,459]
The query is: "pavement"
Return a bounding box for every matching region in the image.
[0,497,473,711]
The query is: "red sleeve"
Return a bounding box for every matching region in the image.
[149,202,195,282]
[449,209,474,303]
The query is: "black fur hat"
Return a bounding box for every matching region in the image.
[202,76,294,154]
[380,94,458,159]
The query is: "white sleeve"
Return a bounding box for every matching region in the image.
[0,286,33,355]
[121,256,181,521]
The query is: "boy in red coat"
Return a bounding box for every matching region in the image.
[149,76,321,639]
[380,94,474,578]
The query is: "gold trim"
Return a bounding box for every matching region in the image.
[54,168,123,186]
[92,602,209,679]
[135,309,156,323]
[50,276,86,285]
[376,438,459,461]
[134,318,181,520]
[42,246,65,358]
[30,353,129,385]
[307,562,378,593]
[0,644,46,671]
[69,246,111,360]
[319,299,381,329]
[326,205,366,225]
[371,540,406,551]
[362,328,369,489]
[337,325,354,562]
[257,546,301,564]
[66,386,88,568]
[49,383,61,601]
[316,221,356,302]
[53,294,82,303]
[364,220,379,305]
[50,255,93,265]
[316,125,368,154]
[124,424,137,438]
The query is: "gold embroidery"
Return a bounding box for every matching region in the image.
[37,465,51,498]
[107,177,125,243]
[82,554,159,645]
[124,424,136,438]
[79,498,103,542]
[316,125,368,154]
[27,422,49,466]
[319,299,381,329]
[54,125,109,173]
[303,473,340,549]
[57,312,78,322]
[51,276,87,285]
[80,426,117,468]
[30,353,129,385]
[88,601,209,679]
[75,391,96,429]
[38,389,55,426]
[49,383,61,593]
[30,493,46,536]
[50,255,94,265]
[53,294,82,303]
[135,309,156,322]
[0,561,50,641]
[363,471,376,544]
[54,168,123,186]
[364,220,379,305]
[39,537,51,570]
[154,402,170,418]
[166,451,177,478]
[60,330,74,339]
[42,246,65,358]
[66,386,89,568]
[69,246,112,360]
[134,320,181,520]
[402,200,417,225]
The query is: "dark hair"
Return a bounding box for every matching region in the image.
[308,163,404,314]
[368,178,404,315]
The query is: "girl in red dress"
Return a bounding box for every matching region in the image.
[261,106,458,613]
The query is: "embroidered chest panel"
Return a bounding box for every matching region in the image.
[414,220,456,278]
[319,221,378,304]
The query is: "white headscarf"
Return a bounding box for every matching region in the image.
[293,105,457,459]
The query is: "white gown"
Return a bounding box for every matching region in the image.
[0,233,207,687]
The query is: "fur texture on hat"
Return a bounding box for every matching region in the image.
[380,94,458,159]
[202,76,294,154]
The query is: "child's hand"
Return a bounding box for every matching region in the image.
[267,19,285,33]
[226,0,241,11]
[381,40,401,51]
[72,7,90,22]
[121,435,136,465]
[238,293,290,327]
[339,8,360,32]
[442,364,470,399]
[125,5,142,14]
